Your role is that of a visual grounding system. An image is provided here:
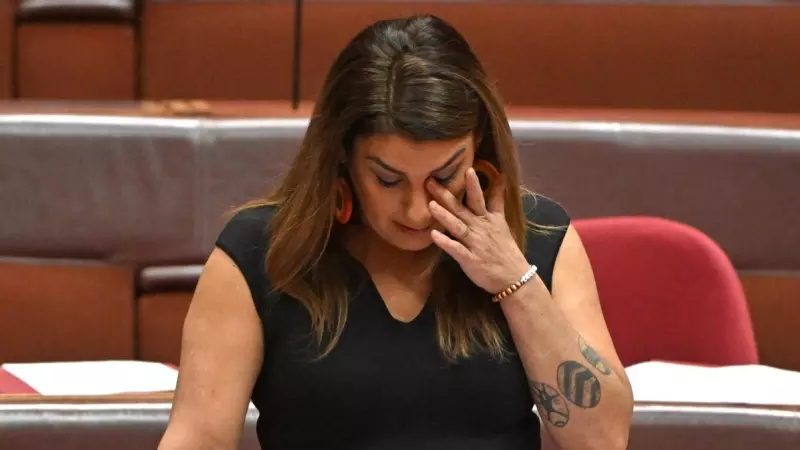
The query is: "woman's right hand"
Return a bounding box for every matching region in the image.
[158,248,264,450]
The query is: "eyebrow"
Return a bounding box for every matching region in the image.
[367,146,467,176]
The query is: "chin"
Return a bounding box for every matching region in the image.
[391,235,434,252]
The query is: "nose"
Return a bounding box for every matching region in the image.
[404,186,432,229]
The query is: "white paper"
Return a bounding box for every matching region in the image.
[2,360,179,396]
[625,360,800,406]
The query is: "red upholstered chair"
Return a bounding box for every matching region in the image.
[573,216,759,367]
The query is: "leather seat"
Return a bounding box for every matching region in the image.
[0,395,260,450]
[141,0,294,100]
[0,396,796,450]
[544,403,800,450]
[0,114,199,362]
[15,0,136,100]
[0,0,13,98]
[573,217,758,367]
[0,260,134,363]
[301,3,800,112]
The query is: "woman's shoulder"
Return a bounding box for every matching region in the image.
[216,204,277,255]
[214,204,278,300]
[520,191,571,291]
[521,191,570,230]
[223,203,278,230]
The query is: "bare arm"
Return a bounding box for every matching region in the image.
[158,248,264,450]
[423,169,633,449]
[501,226,633,450]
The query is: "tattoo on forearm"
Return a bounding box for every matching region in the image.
[579,336,612,376]
[530,381,570,428]
[557,361,602,408]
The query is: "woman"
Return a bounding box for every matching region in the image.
[159,14,633,450]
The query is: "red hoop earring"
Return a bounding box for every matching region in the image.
[334,178,353,224]
[472,159,501,194]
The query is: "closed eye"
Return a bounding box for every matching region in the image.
[377,172,457,188]
[433,171,458,185]
[376,176,402,187]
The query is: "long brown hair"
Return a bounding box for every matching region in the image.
[245,15,529,361]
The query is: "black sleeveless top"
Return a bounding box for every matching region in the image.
[215,193,570,450]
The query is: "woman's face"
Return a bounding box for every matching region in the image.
[349,132,476,252]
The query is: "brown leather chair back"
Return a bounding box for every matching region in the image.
[301,2,800,112]
[15,0,136,100]
[0,114,198,362]
[0,0,13,98]
[141,0,295,100]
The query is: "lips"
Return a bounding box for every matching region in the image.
[397,223,431,233]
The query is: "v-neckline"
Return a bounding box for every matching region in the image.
[339,248,433,325]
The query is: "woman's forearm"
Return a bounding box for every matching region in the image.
[500,278,633,450]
